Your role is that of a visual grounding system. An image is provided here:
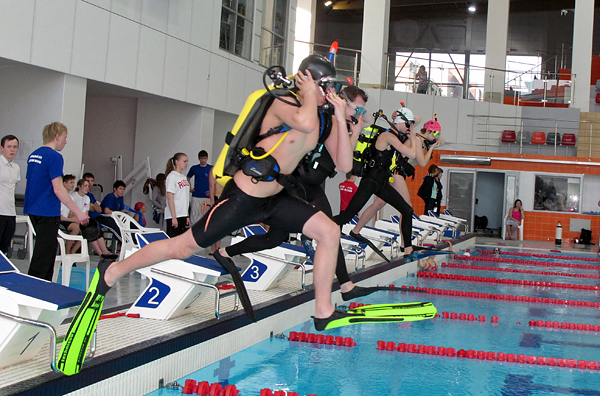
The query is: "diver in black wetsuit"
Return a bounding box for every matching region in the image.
[333,118,418,256]
[215,86,391,301]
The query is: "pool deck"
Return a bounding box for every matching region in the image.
[3,235,594,396]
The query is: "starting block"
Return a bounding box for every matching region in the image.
[342,224,400,261]
[229,226,310,291]
[126,232,241,320]
[0,252,87,368]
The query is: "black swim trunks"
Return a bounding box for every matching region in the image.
[191,180,319,248]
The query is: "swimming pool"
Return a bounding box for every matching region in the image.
[146,247,600,395]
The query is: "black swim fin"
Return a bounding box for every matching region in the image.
[341,285,425,301]
[57,259,113,375]
[349,231,390,263]
[313,302,436,331]
[212,250,256,321]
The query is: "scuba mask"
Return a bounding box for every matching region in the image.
[316,76,343,95]
[339,91,367,118]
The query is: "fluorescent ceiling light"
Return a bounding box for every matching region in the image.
[324,0,333,6]
[468,5,476,12]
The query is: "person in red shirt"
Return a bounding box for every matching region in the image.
[339,172,357,211]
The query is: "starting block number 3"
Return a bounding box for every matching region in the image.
[242,261,267,283]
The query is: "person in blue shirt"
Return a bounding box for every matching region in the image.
[97,180,126,239]
[24,122,88,281]
[82,172,102,220]
[187,150,213,225]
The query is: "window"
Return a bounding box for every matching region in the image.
[534,175,581,212]
[220,0,254,59]
[260,0,288,67]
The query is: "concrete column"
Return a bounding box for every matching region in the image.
[293,0,317,72]
[483,0,510,103]
[61,74,87,175]
[359,0,390,89]
[572,0,594,112]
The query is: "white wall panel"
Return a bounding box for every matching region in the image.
[432,96,459,146]
[136,26,166,95]
[105,14,140,88]
[0,64,66,194]
[0,0,34,63]
[226,62,247,113]
[85,0,111,9]
[167,0,193,42]
[186,46,210,106]
[71,1,110,81]
[141,0,169,33]
[207,54,229,110]
[190,0,215,50]
[61,75,87,175]
[163,37,190,101]
[243,67,264,97]
[30,0,76,73]
[111,0,143,23]
[455,99,475,147]
[404,92,434,126]
[208,0,225,53]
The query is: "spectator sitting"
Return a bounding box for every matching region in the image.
[60,174,81,254]
[72,178,117,259]
[82,172,102,220]
[133,202,147,227]
[505,199,524,240]
[97,180,126,239]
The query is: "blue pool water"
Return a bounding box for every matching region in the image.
[147,247,600,395]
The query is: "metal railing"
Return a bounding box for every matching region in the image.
[468,114,600,158]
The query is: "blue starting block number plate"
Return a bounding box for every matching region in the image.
[135,278,171,308]
[241,260,267,283]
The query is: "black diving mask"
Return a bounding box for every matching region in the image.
[316,76,343,94]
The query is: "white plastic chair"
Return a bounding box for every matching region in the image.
[53,230,91,290]
[111,211,160,261]
[503,217,524,241]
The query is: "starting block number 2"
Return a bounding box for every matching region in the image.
[135,279,171,308]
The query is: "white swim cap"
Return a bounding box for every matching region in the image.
[394,107,414,124]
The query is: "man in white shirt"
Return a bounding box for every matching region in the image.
[0,135,20,255]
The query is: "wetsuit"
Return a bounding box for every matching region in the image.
[333,138,413,249]
[225,111,353,286]
[192,179,319,247]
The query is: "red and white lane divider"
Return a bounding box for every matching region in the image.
[376,341,600,370]
[418,271,600,291]
[401,285,600,307]
[288,332,357,347]
[182,380,239,395]
[441,262,600,279]
[478,249,600,262]
[455,254,599,270]
[528,320,600,332]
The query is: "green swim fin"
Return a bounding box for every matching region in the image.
[57,259,112,375]
[348,302,437,318]
[313,302,437,331]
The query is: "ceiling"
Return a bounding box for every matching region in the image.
[321,0,578,23]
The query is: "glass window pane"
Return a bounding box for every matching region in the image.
[534,175,580,212]
[272,35,285,66]
[260,29,273,66]
[263,0,274,31]
[235,16,252,59]
[220,8,235,51]
[222,0,234,9]
[237,0,253,18]
[273,0,287,36]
